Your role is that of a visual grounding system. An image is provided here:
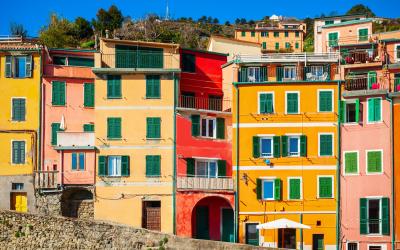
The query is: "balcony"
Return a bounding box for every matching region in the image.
[35,170,59,190]
[55,132,95,150]
[235,52,340,64]
[344,74,387,91]
[177,95,231,113]
[394,77,400,92]
[177,176,234,191]
[341,48,379,65]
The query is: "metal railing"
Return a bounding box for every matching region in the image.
[177,176,234,191]
[0,35,22,42]
[35,170,59,190]
[99,52,177,69]
[178,95,231,112]
[341,49,379,64]
[394,77,400,92]
[367,219,381,234]
[235,52,340,63]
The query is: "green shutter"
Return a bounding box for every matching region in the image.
[367,151,382,173]
[368,98,374,122]
[83,124,94,132]
[276,66,283,82]
[52,81,66,106]
[382,197,390,235]
[78,153,85,170]
[355,99,360,123]
[300,135,307,157]
[262,42,266,50]
[68,57,94,67]
[360,198,367,234]
[289,179,301,200]
[286,93,298,114]
[12,98,25,121]
[274,179,281,200]
[186,158,195,176]
[319,91,332,112]
[281,135,288,157]
[320,134,333,156]
[107,118,121,139]
[285,31,288,37]
[374,98,381,121]
[216,118,225,139]
[367,71,377,89]
[146,155,161,177]
[5,56,12,77]
[107,75,121,99]
[239,67,248,82]
[359,28,368,41]
[256,178,262,199]
[191,115,200,136]
[253,136,260,158]
[84,83,95,107]
[344,152,358,174]
[260,67,267,82]
[12,141,25,164]
[25,55,32,77]
[121,156,130,176]
[147,117,161,139]
[98,156,107,176]
[319,177,332,198]
[217,160,227,177]
[340,100,346,123]
[146,75,161,98]
[260,93,273,114]
[273,136,281,158]
[275,42,279,50]
[51,123,61,145]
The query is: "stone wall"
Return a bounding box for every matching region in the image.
[34,192,61,216]
[0,210,272,250]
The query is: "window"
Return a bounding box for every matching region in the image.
[98,155,129,177]
[344,152,358,174]
[367,98,381,123]
[260,137,273,157]
[259,93,274,114]
[182,53,196,73]
[295,42,299,49]
[147,117,161,139]
[5,56,32,78]
[241,31,246,37]
[84,83,94,107]
[288,178,301,200]
[283,66,297,81]
[107,117,121,139]
[251,31,255,37]
[275,42,279,50]
[367,150,382,173]
[53,56,67,65]
[201,117,216,138]
[12,141,25,164]
[11,183,24,190]
[288,136,300,157]
[72,152,85,171]
[286,92,299,114]
[107,75,122,99]
[328,32,339,47]
[342,100,360,123]
[262,42,266,50]
[262,180,274,200]
[319,134,333,156]
[347,242,358,250]
[261,32,268,37]
[318,176,333,198]
[51,123,62,145]
[83,124,94,132]
[12,98,26,121]
[285,31,289,37]
[196,160,218,178]
[52,81,66,106]
[256,178,281,200]
[247,67,260,82]
[281,135,306,157]
[318,90,333,112]
[358,28,368,41]
[67,57,94,67]
[369,246,382,250]
[146,155,161,177]
[285,42,290,49]
[325,20,334,25]
[367,71,377,89]
[308,65,325,80]
[360,198,389,235]
[396,45,400,61]
[146,75,161,98]
[108,156,122,176]
[274,32,279,37]
[295,31,299,37]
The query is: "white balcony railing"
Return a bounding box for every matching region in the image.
[235,52,340,63]
[56,132,95,148]
[177,176,234,191]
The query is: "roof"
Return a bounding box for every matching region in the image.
[101,38,180,48]
[322,18,374,28]
[379,38,400,43]
[0,42,41,51]
[181,47,228,57]
[208,35,260,46]
[315,14,366,21]
[49,48,97,53]
[332,42,377,48]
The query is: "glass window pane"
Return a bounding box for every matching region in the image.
[262,180,274,199]
[289,137,299,156]
[261,138,272,157]
[17,57,26,78]
[196,161,207,177]
[208,119,214,137]
[209,162,217,178]
[201,119,207,136]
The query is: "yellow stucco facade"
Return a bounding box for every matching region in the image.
[230,62,339,248]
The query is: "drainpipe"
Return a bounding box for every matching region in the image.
[387,96,395,250]
[173,73,178,235]
[336,81,341,250]
[300,213,303,250]
[38,49,43,172]
[234,83,240,243]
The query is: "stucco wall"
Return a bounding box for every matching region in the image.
[0,175,35,212]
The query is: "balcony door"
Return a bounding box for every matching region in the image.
[221,208,234,242]
[195,206,210,240]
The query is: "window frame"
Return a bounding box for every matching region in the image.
[107,155,122,177]
[283,66,297,81]
[258,91,275,114]
[366,149,384,175]
[274,31,279,38]
[357,27,369,42]
[346,242,359,250]
[71,152,85,171]
[287,135,301,157]
[317,175,334,199]
[287,177,302,200]
[344,99,359,124]
[261,178,276,201]
[318,133,334,157]
[11,140,26,165]
[395,43,400,62]
[11,97,26,122]
[367,97,382,124]
[327,31,340,47]
[195,159,219,178]
[200,117,217,139]
[285,91,300,115]
[366,197,383,235]
[317,89,334,113]
[259,136,274,158]
[343,151,359,175]
[247,67,260,82]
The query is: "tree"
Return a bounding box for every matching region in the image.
[225,21,231,26]
[346,4,375,17]
[92,5,123,35]
[39,14,78,48]
[235,18,241,25]
[213,18,219,24]
[10,22,28,38]
[74,17,93,40]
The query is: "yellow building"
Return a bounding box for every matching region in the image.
[235,20,306,53]
[0,39,41,212]
[92,38,180,233]
[225,53,340,248]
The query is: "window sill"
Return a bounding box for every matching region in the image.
[343,122,360,126]
[366,121,383,125]
[11,120,26,122]
[52,104,66,107]
[107,138,122,141]
[343,173,359,176]
[145,97,161,100]
[317,197,334,199]
[146,175,161,178]
[366,172,384,175]
[83,106,95,109]
[106,97,122,100]
[146,138,162,140]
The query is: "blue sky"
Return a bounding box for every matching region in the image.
[0,0,398,36]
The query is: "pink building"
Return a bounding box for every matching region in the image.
[40,49,96,218]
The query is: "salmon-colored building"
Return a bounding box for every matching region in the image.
[176,49,234,241]
[40,48,96,218]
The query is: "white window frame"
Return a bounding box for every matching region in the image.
[317,89,334,113]
[287,135,300,157]
[366,97,383,124]
[318,133,334,157]
[343,99,359,125]
[366,197,383,235]
[195,159,218,178]
[285,91,300,115]
[10,97,27,122]
[365,149,384,175]
[247,67,260,82]
[107,156,122,177]
[260,176,276,201]
[395,43,400,62]
[283,66,297,81]
[346,241,359,250]
[258,91,275,114]
[260,136,274,158]
[317,175,334,199]
[357,27,370,42]
[343,150,359,176]
[367,244,386,250]
[10,140,26,165]
[200,117,216,138]
[287,177,302,200]
[72,152,85,171]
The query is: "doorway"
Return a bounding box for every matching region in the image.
[278,228,296,249]
[195,206,209,239]
[221,208,234,242]
[10,192,27,212]
[142,201,161,231]
[245,223,259,246]
[312,234,324,250]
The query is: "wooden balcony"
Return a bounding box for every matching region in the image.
[177,95,231,113]
[341,48,379,65]
[344,74,388,91]
[235,52,340,63]
[35,171,59,190]
[177,176,234,191]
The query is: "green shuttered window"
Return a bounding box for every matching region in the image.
[12,98,26,121]
[286,92,299,114]
[360,198,390,235]
[259,93,273,114]
[344,152,358,174]
[289,178,301,200]
[84,83,95,107]
[107,118,121,139]
[275,42,279,50]
[52,81,66,106]
[262,42,266,50]
[358,28,368,41]
[146,155,161,177]
[319,134,333,156]
[328,32,338,46]
[5,55,32,78]
[256,178,281,200]
[274,32,279,37]
[146,75,161,98]
[115,45,163,69]
[217,160,227,177]
[147,117,161,139]
[191,114,200,136]
[83,124,94,132]
[51,123,62,145]
[107,75,122,99]
[186,158,195,176]
[216,118,225,139]
[367,151,382,173]
[318,176,333,198]
[253,136,260,158]
[318,90,333,112]
[12,141,25,164]
[97,155,129,177]
[368,98,381,122]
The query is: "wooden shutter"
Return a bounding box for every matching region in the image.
[281,136,288,157]
[12,99,25,121]
[107,75,121,98]
[5,56,12,77]
[72,153,77,170]
[25,55,32,77]
[98,156,107,176]
[121,156,130,176]
[146,155,153,176]
[259,94,267,113]
[79,153,85,170]
[300,135,307,157]
[368,98,375,122]
[265,93,273,113]
[355,99,360,123]
[146,75,161,98]
[147,117,161,139]
[83,124,94,132]
[84,83,95,107]
[273,136,280,158]
[260,67,267,82]
[12,141,23,164]
[239,67,248,82]
[253,136,260,158]
[186,158,195,176]
[51,123,61,145]
[360,198,367,234]
[319,177,332,198]
[52,81,66,106]
[345,152,357,174]
[274,179,281,200]
[382,197,390,235]
[289,179,300,199]
[191,115,200,136]
[256,178,262,199]
[287,93,298,114]
[340,101,346,123]
[367,71,377,89]
[216,118,225,139]
[276,66,283,82]
[320,135,332,156]
[262,42,266,50]
[319,91,332,112]
[217,160,227,177]
[374,98,381,121]
[107,118,121,139]
[59,82,66,105]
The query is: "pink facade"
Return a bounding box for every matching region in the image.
[42,49,96,186]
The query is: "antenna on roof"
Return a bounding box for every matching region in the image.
[165,0,170,20]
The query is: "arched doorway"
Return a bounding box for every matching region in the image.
[191,196,234,242]
[61,188,93,219]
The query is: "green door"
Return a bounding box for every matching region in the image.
[196,206,209,240]
[245,223,259,246]
[221,208,234,242]
[312,234,324,250]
